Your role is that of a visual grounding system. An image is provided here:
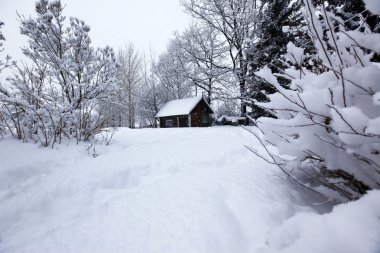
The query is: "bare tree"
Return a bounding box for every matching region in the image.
[137,52,165,127]
[181,0,258,115]
[173,24,230,105]
[153,42,193,100]
[116,43,142,128]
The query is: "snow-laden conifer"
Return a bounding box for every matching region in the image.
[251,0,380,202]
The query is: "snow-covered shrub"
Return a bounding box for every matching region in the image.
[251,0,380,202]
[85,127,117,157]
[0,0,118,146]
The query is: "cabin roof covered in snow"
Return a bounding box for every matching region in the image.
[156,96,210,117]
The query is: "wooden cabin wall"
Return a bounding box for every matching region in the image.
[178,116,188,127]
[159,116,188,128]
[190,101,212,127]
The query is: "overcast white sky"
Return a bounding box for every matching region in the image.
[0,0,191,61]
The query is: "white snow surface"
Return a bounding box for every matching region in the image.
[374,91,380,106]
[0,127,379,253]
[258,190,380,253]
[156,96,204,117]
[0,127,301,253]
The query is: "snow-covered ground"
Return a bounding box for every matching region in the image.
[0,127,379,253]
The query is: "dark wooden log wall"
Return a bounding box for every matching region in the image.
[190,100,212,127]
[159,115,188,128]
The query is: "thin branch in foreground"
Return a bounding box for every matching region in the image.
[242,125,328,198]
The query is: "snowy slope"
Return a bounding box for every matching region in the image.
[0,127,379,253]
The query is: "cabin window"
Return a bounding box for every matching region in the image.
[201,114,208,124]
[166,119,174,127]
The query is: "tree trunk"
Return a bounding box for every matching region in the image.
[240,83,247,116]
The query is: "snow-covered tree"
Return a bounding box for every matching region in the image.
[0,21,14,137]
[250,0,380,202]
[0,21,6,136]
[0,21,12,78]
[0,21,3,41]
[319,0,380,32]
[0,0,118,146]
[245,0,309,119]
[0,21,9,71]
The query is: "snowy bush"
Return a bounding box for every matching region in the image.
[251,0,380,202]
[85,127,118,157]
[0,0,118,146]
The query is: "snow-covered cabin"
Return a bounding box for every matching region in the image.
[156,97,213,128]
